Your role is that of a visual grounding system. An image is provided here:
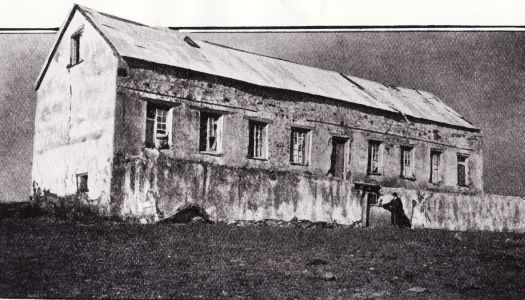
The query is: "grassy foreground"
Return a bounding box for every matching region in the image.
[0,206,524,299]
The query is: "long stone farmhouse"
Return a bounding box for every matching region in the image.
[33,5,488,226]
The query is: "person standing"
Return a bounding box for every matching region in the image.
[381,192,411,228]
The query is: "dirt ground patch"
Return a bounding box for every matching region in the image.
[0,203,524,299]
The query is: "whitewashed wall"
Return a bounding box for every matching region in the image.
[32,10,118,213]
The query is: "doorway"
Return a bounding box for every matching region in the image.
[354,182,381,227]
[329,137,347,178]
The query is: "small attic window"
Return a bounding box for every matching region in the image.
[184,36,200,48]
[76,173,88,193]
[70,29,83,66]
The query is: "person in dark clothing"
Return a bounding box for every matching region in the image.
[381,192,411,228]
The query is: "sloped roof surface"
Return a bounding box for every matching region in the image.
[40,5,478,130]
[345,76,474,128]
[81,6,395,113]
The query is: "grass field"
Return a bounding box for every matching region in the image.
[0,203,524,299]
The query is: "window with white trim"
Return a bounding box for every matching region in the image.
[290,128,310,165]
[145,104,172,149]
[199,112,223,153]
[430,150,442,183]
[248,121,268,159]
[367,141,383,175]
[401,146,414,178]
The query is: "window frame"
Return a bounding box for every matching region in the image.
[430,150,442,184]
[367,140,383,175]
[145,103,173,150]
[248,120,268,160]
[328,136,348,178]
[76,173,88,193]
[199,111,224,154]
[70,28,83,67]
[457,154,469,187]
[290,127,311,166]
[400,146,415,179]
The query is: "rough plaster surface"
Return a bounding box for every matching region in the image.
[112,149,363,224]
[111,149,524,232]
[379,188,525,232]
[32,10,118,213]
[115,61,483,193]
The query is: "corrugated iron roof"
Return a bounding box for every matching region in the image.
[81,6,395,113]
[37,5,478,130]
[345,76,475,129]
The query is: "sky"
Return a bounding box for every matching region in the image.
[0,1,525,200]
[0,0,525,28]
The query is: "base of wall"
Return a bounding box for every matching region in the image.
[106,149,524,232]
[35,149,524,232]
[110,149,364,225]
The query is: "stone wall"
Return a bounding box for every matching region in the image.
[110,149,523,233]
[111,149,363,224]
[114,59,483,194]
[376,188,525,233]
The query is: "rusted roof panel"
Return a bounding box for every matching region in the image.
[80,5,476,130]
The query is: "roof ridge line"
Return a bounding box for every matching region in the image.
[77,5,149,27]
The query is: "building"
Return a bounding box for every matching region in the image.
[32,5,483,224]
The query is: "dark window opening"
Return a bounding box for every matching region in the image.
[457,155,468,187]
[328,137,347,178]
[70,31,82,65]
[77,173,88,193]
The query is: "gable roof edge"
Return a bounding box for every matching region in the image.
[34,4,122,91]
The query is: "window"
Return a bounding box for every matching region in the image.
[329,137,347,178]
[401,147,414,178]
[457,155,468,187]
[367,141,383,175]
[145,104,172,149]
[248,121,268,159]
[199,112,223,153]
[70,30,82,65]
[430,150,441,183]
[290,128,310,165]
[76,173,88,193]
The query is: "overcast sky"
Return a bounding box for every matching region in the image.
[0,0,525,28]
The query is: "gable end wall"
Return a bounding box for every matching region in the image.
[32,10,119,213]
